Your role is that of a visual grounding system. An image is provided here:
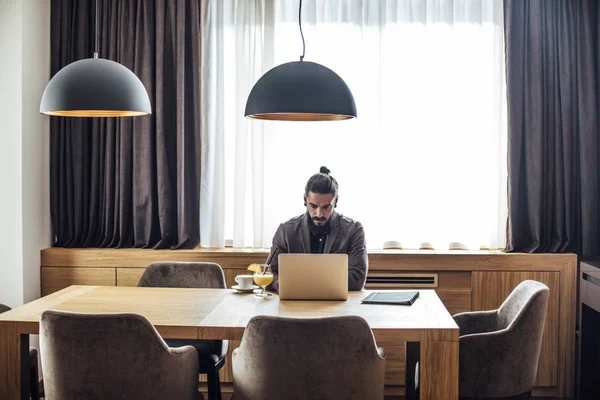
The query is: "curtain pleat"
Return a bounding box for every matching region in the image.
[505,0,600,255]
[49,0,201,249]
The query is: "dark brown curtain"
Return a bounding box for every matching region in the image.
[49,0,200,249]
[505,0,600,255]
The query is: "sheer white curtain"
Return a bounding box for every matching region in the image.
[201,0,507,250]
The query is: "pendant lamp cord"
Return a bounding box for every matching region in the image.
[299,0,305,61]
[94,0,99,58]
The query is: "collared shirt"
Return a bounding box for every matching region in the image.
[310,232,327,254]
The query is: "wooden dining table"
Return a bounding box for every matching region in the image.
[0,286,459,399]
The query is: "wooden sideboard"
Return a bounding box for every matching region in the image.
[40,248,577,398]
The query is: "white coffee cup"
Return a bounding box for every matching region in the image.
[235,275,254,289]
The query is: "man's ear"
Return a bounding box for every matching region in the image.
[334,195,339,208]
[303,195,307,207]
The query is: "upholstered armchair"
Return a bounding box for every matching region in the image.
[414,279,550,400]
[232,315,386,400]
[39,310,200,400]
[138,262,228,400]
[0,303,41,400]
[455,280,549,399]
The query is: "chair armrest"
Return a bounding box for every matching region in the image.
[164,344,201,400]
[453,310,498,336]
[169,344,198,358]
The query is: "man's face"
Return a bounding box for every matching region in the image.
[305,191,337,226]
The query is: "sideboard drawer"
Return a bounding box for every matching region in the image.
[41,267,116,296]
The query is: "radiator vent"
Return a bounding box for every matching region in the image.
[365,273,438,288]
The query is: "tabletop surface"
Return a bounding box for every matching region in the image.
[0,286,458,341]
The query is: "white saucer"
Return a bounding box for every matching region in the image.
[231,285,259,292]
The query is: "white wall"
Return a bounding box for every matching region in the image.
[0,0,51,308]
[0,0,25,308]
[21,1,51,304]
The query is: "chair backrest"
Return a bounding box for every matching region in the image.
[0,303,10,314]
[232,315,386,400]
[138,262,226,288]
[497,279,549,330]
[459,279,549,398]
[40,310,199,400]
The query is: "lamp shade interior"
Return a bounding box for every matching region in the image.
[245,61,356,121]
[40,58,152,117]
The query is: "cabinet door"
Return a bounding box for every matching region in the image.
[117,268,146,287]
[472,272,559,387]
[41,267,116,296]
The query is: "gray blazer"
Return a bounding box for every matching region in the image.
[266,212,368,292]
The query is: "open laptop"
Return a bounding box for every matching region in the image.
[278,253,348,301]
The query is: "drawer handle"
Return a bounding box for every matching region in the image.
[583,272,600,288]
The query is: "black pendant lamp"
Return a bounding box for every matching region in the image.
[245,0,356,121]
[40,0,151,117]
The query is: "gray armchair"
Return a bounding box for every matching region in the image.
[138,262,228,400]
[416,279,550,399]
[232,315,386,400]
[39,310,200,400]
[0,303,41,400]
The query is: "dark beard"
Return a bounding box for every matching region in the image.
[307,213,331,235]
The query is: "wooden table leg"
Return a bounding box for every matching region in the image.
[420,340,459,400]
[0,322,30,400]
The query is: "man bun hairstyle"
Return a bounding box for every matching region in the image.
[305,166,339,200]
